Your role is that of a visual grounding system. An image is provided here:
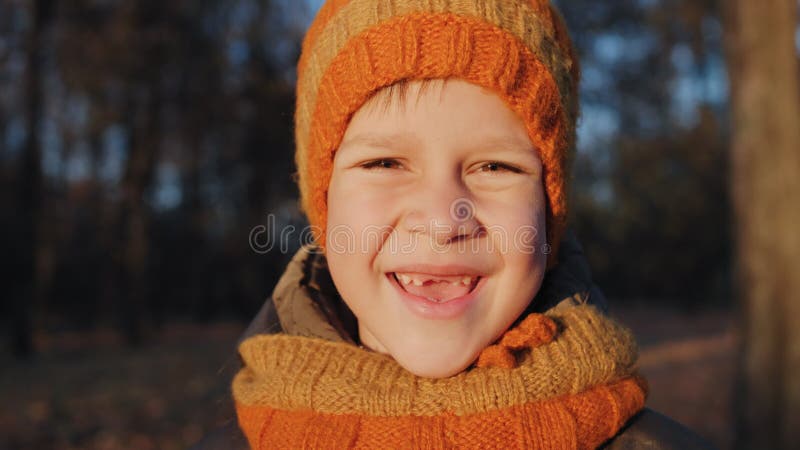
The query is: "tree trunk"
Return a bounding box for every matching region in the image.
[723,1,800,449]
[13,0,54,359]
[116,92,159,346]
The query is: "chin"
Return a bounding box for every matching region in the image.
[389,343,482,379]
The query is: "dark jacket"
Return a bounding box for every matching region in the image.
[191,232,715,449]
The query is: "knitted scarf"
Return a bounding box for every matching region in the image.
[233,304,646,449]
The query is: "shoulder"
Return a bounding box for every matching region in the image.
[188,298,280,450]
[602,408,716,450]
[239,295,282,342]
[188,422,248,450]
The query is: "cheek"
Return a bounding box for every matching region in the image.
[479,185,547,254]
[326,174,395,257]
[326,177,396,325]
[491,199,548,316]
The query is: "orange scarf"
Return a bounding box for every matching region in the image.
[233,305,646,449]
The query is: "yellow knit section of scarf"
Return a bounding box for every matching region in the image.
[234,305,640,416]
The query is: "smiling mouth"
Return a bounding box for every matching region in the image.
[389,272,481,303]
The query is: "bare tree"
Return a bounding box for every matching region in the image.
[723,1,800,449]
[13,0,55,358]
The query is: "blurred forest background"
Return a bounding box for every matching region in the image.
[0,0,797,449]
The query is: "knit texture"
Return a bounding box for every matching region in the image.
[233,305,646,449]
[294,0,580,265]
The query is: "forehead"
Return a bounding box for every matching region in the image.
[362,79,446,113]
[340,79,534,154]
[361,78,498,114]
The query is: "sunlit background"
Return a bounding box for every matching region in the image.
[2,1,798,449]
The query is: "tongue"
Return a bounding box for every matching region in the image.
[402,279,473,302]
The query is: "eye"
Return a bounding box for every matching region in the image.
[476,161,522,174]
[360,158,403,170]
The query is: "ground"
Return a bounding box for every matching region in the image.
[0,305,735,449]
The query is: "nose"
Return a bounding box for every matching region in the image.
[400,178,481,247]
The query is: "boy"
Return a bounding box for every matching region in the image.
[199,1,713,448]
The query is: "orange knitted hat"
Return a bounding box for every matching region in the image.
[294,0,581,265]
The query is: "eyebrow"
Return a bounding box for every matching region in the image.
[465,135,536,155]
[338,132,534,155]
[338,132,421,153]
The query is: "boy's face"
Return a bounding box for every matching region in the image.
[326,79,547,378]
